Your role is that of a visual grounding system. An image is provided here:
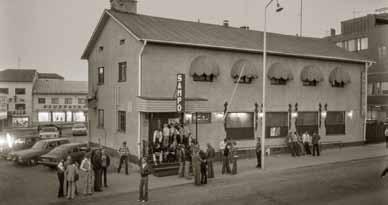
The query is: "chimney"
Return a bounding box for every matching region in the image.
[330,28,336,37]
[110,0,138,14]
[223,20,229,27]
[240,26,250,30]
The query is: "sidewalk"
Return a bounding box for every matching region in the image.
[52,143,388,203]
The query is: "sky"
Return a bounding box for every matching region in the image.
[1,0,387,81]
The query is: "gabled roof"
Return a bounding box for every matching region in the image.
[0,69,37,82]
[82,9,371,64]
[38,73,64,80]
[34,80,88,95]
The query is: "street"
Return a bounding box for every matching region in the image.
[51,157,388,205]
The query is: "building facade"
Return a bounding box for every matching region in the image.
[82,1,371,158]
[326,11,388,142]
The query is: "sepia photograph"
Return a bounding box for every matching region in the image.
[1,0,388,204]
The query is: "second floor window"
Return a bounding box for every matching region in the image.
[98,109,104,128]
[118,111,126,132]
[78,98,86,104]
[0,88,9,94]
[65,98,73,104]
[51,98,59,104]
[98,67,104,85]
[38,98,46,104]
[118,62,127,82]
[15,104,26,110]
[15,88,26,95]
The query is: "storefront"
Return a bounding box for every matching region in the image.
[37,110,87,124]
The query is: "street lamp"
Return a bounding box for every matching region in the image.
[261,0,284,169]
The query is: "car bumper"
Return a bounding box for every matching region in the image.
[38,160,57,167]
[72,131,87,135]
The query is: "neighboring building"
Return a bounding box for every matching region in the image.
[326,11,388,142]
[0,69,38,129]
[32,79,88,126]
[82,1,372,159]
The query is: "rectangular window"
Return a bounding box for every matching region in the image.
[65,98,72,104]
[52,112,65,122]
[348,39,356,52]
[225,112,254,140]
[325,111,345,135]
[0,88,9,94]
[378,46,387,59]
[51,98,59,104]
[98,109,104,128]
[360,37,368,50]
[15,88,26,95]
[66,111,72,122]
[118,62,127,82]
[78,98,86,104]
[38,112,51,122]
[74,112,86,122]
[270,79,287,85]
[15,104,26,110]
[335,42,343,48]
[120,39,126,45]
[266,112,288,138]
[38,98,46,104]
[193,74,214,82]
[118,111,126,132]
[98,67,104,85]
[296,112,318,135]
[192,112,211,123]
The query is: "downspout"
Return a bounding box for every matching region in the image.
[137,40,147,160]
[364,61,373,142]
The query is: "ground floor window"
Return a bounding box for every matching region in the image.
[225,112,254,140]
[12,117,29,128]
[74,112,86,122]
[326,111,345,135]
[38,112,51,122]
[52,112,65,122]
[66,112,72,122]
[296,112,318,135]
[266,112,288,138]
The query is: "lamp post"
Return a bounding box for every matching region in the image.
[261,0,283,169]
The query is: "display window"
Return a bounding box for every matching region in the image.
[74,112,86,122]
[52,112,65,122]
[12,117,29,128]
[38,112,51,122]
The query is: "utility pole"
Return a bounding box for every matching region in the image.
[299,0,303,37]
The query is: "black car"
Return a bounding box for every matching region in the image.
[38,142,90,168]
[0,134,41,160]
[9,138,70,165]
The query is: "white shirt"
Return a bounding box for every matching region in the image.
[80,158,91,172]
[57,161,65,172]
[219,141,226,150]
[163,127,170,137]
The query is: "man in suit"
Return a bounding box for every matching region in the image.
[101,148,111,187]
[92,149,103,192]
[138,157,151,202]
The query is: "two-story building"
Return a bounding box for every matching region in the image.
[82,0,372,159]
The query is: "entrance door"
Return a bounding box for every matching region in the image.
[147,113,180,155]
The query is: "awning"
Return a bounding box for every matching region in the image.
[230,59,258,79]
[300,65,324,82]
[267,62,293,80]
[136,96,209,113]
[329,67,351,84]
[189,56,220,77]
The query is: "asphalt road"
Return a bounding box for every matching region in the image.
[51,157,388,205]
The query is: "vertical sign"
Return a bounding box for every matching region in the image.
[176,73,185,113]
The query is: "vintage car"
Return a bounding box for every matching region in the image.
[38,142,90,168]
[39,126,60,139]
[9,138,70,165]
[0,133,41,160]
[71,123,88,136]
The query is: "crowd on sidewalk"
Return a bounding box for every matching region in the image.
[285,131,321,157]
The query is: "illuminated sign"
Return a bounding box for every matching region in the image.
[176,73,185,113]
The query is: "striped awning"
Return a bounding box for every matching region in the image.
[329,67,351,84]
[267,62,293,80]
[230,59,258,79]
[189,56,220,77]
[136,96,209,113]
[300,65,324,82]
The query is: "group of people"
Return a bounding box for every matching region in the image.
[220,138,239,175]
[57,148,111,200]
[286,131,321,157]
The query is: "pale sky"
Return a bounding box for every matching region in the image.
[1,0,387,81]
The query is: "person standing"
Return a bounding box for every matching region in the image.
[199,149,207,184]
[177,144,185,178]
[118,142,130,175]
[65,156,78,200]
[80,153,93,195]
[138,157,151,202]
[385,127,388,148]
[92,149,103,192]
[206,143,215,178]
[302,131,312,155]
[221,140,231,174]
[312,132,321,156]
[192,146,201,185]
[286,132,295,157]
[292,132,300,156]
[57,158,65,198]
[255,138,261,168]
[184,144,191,179]
[101,149,110,187]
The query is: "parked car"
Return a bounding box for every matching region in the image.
[39,126,60,139]
[72,123,88,136]
[9,138,70,165]
[38,142,90,168]
[0,134,41,160]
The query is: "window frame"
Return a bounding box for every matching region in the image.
[325,111,346,135]
[192,74,215,82]
[97,67,104,85]
[51,98,59,104]
[118,62,127,82]
[38,98,46,104]
[97,109,104,128]
[119,39,126,45]
[117,110,126,132]
[270,78,287,85]
[0,88,9,94]
[266,112,288,138]
[64,98,73,105]
[15,88,26,95]
[225,112,254,140]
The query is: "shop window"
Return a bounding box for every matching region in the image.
[15,88,26,95]
[12,117,29,128]
[52,112,65,122]
[98,109,104,128]
[325,111,345,135]
[51,98,59,104]
[38,112,51,122]
[118,111,126,132]
[118,62,127,82]
[191,112,211,123]
[357,37,368,51]
[270,78,287,85]
[266,112,288,138]
[296,112,318,135]
[66,112,73,122]
[98,67,104,85]
[225,112,254,140]
[65,98,72,104]
[193,74,214,82]
[74,112,86,122]
[0,88,8,94]
[38,98,46,104]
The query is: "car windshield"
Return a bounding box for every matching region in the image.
[32,141,47,150]
[49,146,68,154]
[41,127,57,132]
[73,124,85,128]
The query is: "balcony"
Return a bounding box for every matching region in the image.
[9,110,27,116]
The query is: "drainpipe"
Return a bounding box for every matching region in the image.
[137,40,147,160]
[364,62,373,142]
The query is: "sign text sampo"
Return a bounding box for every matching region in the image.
[176,74,185,113]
